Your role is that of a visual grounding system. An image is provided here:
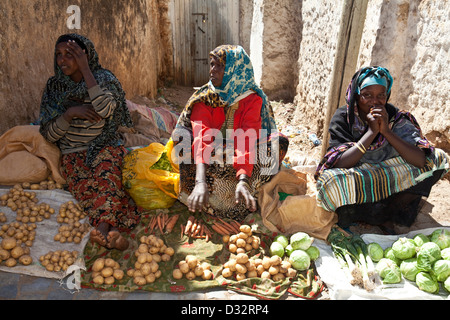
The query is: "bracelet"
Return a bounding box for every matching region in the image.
[355,141,366,154]
[195,180,207,185]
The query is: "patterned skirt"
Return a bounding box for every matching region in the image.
[316,148,449,225]
[177,133,289,221]
[61,145,142,231]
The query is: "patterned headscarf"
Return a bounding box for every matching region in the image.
[175,45,277,133]
[38,33,133,166]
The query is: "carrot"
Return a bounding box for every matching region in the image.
[165,214,180,233]
[212,224,229,236]
[230,220,241,233]
[157,215,163,233]
[218,219,235,234]
[185,216,195,234]
[190,219,198,236]
[192,222,202,237]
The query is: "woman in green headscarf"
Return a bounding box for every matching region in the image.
[172,45,288,221]
[38,34,142,250]
[315,66,449,233]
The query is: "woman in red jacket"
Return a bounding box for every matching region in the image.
[172,45,288,220]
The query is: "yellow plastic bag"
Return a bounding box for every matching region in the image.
[122,139,179,210]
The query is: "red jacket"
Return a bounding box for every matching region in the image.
[190,93,262,177]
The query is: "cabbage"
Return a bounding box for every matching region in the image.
[270,241,285,258]
[274,234,289,248]
[399,258,420,281]
[285,244,294,257]
[289,249,311,271]
[415,272,439,294]
[367,242,384,262]
[392,237,416,260]
[290,232,313,251]
[375,258,402,284]
[429,229,450,250]
[441,248,450,261]
[444,277,450,293]
[413,233,429,247]
[384,247,401,266]
[417,242,441,272]
[305,246,320,261]
[432,260,450,282]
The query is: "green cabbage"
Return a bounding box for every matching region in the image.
[384,247,401,266]
[413,233,429,247]
[432,260,450,282]
[444,277,450,293]
[367,242,384,262]
[376,258,402,284]
[429,229,450,250]
[399,258,420,281]
[285,244,294,257]
[270,241,285,258]
[305,246,320,261]
[417,242,441,272]
[392,237,417,260]
[415,272,439,294]
[274,234,289,248]
[290,232,313,251]
[441,248,450,261]
[288,249,311,271]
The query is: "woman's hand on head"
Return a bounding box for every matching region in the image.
[235,181,257,212]
[66,40,90,74]
[63,105,102,123]
[187,182,209,212]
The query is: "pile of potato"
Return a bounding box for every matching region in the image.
[54,221,90,244]
[0,221,37,247]
[0,185,56,223]
[223,224,261,254]
[91,257,124,285]
[127,235,174,286]
[222,252,297,282]
[39,250,79,272]
[56,201,86,224]
[21,176,64,191]
[172,255,213,281]
[0,237,33,267]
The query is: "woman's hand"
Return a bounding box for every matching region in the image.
[370,105,390,135]
[63,105,102,123]
[187,182,209,212]
[235,180,257,212]
[66,40,98,89]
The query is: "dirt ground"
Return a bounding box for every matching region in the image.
[157,85,449,235]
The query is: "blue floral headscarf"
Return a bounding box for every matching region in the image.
[175,45,277,133]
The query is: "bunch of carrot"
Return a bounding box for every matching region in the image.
[209,217,242,236]
[181,216,213,242]
[148,212,180,234]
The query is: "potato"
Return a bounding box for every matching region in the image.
[104,258,116,268]
[11,246,25,259]
[202,269,213,280]
[165,247,174,256]
[236,253,249,264]
[149,261,159,273]
[270,255,281,266]
[260,271,271,279]
[113,269,124,280]
[137,253,148,264]
[0,249,10,261]
[104,276,115,285]
[173,268,183,280]
[269,265,279,275]
[185,271,196,280]
[247,270,258,278]
[194,265,204,277]
[5,258,17,267]
[236,238,246,248]
[235,263,247,274]
[133,276,146,286]
[186,255,198,269]
[227,259,237,272]
[1,237,17,250]
[236,273,246,281]
[179,261,190,274]
[239,225,251,234]
[272,273,285,282]
[126,269,135,277]
[228,243,237,253]
[101,267,114,278]
[222,267,232,278]
[92,258,105,272]
[140,263,151,276]
[222,235,230,243]
[93,275,105,285]
[145,273,156,284]
[200,262,211,270]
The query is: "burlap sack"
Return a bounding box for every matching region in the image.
[258,169,337,241]
[0,125,65,185]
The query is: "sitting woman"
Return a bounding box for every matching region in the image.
[315,66,449,233]
[38,34,142,250]
[172,45,288,221]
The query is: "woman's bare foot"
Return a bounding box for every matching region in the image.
[90,222,110,247]
[107,228,129,251]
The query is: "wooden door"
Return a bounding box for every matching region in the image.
[169,0,240,87]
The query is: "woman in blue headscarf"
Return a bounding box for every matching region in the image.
[172,45,288,220]
[315,66,448,233]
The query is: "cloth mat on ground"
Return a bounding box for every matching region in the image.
[314,226,450,300]
[81,201,323,300]
[0,188,89,280]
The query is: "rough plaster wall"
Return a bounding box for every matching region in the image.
[292,1,343,134]
[239,0,253,54]
[0,0,167,135]
[357,0,450,150]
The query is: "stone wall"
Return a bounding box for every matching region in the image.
[0,0,170,134]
